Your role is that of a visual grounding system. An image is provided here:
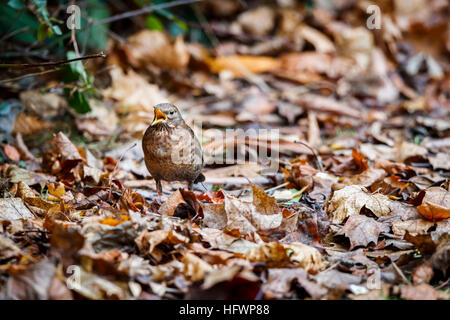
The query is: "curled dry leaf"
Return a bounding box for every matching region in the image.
[417,187,450,221]
[295,24,336,53]
[337,215,390,250]
[182,253,213,282]
[0,198,35,220]
[263,268,326,299]
[16,181,59,212]
[224,185,282,235]
[125,30,189,70]
[235,6,275,37]
[276,52,353,80]
[136,229,189,255]
[295,94,361,119]
[246,242,325,273]
[205,55,280,77]
[399,283,440,300]
[392,219,435,237]
[328,185,391,224]
[394,141,428,162]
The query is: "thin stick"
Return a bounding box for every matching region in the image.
[70,0,80,57]
[264,182,289,193]
[0,52,106,69]
[91,0,201,27]
[0,68,58,84]
[294,140,324,172]
[286,184,309,200]
[392,261,411,284]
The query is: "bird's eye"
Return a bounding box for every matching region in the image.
[170,110,175,115]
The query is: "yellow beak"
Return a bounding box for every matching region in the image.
[151,107,167,125]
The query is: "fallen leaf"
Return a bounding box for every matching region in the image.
[182,253,213,282]
[206,55,280,77]
[399,283,439,300]
[328,185,391,224]
[263,268,326,299]
[337,215,389,250]
[125,30,189,70]
[246,242,325,273]
[417,187,450,221]
[392,219,435,237]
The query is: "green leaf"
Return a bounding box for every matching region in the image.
[37,23,47,41]
[66,51,88,83]
[51,25,62,35]
[34,0,49,21]
[145,15,164,31]
[76,0,110,50]
[168,20,187,37]
[7,0,24,10]
[66,89,91,114]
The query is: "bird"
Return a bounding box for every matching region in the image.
[142,103,205,197]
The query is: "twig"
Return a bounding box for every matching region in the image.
[0,52,107,69]
[15,133,35,160]
[0,26,29,43]
[90,0,201,27]
[70,0,80,57]
[0,68,58,84]
[294,140,324,172]
[264,182,289,193]
[392,261,411,284]
[108,143,137,201]
[285,184,309,200]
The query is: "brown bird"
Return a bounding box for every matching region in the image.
[142,103,205,196]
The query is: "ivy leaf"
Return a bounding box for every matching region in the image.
[65,89,91,114]
[51,25,62,36]
[7,0,24,10]
[66,51,88,83]
[168,20,187,37]
[37,23,47,41]
[145,15,164,31]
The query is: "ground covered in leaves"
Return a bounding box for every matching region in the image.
[0,0,449,300]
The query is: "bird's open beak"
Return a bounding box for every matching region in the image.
[151,107,167,125]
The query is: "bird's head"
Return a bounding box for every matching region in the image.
[151,103,183,126]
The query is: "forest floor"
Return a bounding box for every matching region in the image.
[0,0,449,300]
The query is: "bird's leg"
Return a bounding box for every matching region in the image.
[188,181,194,191]
[155,179,163,203]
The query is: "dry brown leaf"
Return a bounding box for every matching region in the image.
[328,185,391,224]
[0,198,35,220]
[235,6,275,36]
[417,187,450,221]
[125,30,189,70]
[206,55,280,77]
[136,229,188,254]
[182,253,213,282]
[429,153,450,170]
[13,113,52,135]
[277,52,353,79]
[101,68,167,135]
[295,94,361,119]
[394,141,428,162]
[16,181,59,212]
[337,215,389,250]
[296,24,336,53]
[399,283,439,300]
[224,186,282,234]
[392,219,435,237]
[246,242,325,273]
[263,268,326,299]
[336,168,387,189]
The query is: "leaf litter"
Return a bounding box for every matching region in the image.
[0,0,449,300]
